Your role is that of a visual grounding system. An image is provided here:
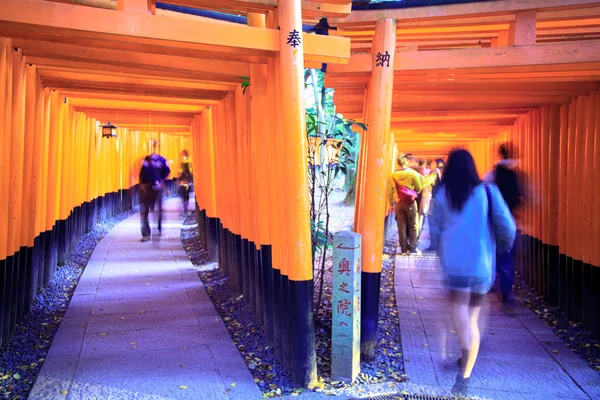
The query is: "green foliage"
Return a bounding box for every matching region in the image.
[310,218,328,251]
[305,68,367,309]
[240,76,251,94]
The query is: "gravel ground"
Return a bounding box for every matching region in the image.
[181,187,406,398]
[0,207,138,400]
[513,276,600,374]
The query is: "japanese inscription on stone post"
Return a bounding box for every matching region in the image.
[332,231,361,383]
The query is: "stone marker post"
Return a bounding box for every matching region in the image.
[332,231,361,383]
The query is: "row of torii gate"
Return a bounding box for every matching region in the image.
[1,0,600,388]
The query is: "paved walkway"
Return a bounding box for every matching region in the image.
[394,225,600,400]
[30,198,261,400]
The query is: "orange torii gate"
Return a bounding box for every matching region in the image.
[324,0,600,347]
[0,0,352,386]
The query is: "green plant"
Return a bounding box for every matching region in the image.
[306,107,366,310]
[241,76,251,94]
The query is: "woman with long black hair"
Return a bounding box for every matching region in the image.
[429,148,516,382]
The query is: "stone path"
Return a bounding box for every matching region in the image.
[30,198,262,400]
[394,225,600,400]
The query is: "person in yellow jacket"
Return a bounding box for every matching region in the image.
[388,154,423,254]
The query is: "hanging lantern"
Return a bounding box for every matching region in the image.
[101,122,117,138]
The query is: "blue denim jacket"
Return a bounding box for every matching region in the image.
[429,184,516,282]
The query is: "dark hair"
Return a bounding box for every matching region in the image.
[436,158,444,168]
[498,142,516,160]
[443,148,481,211]
[499,144,508,159]
[419,159,427,166]
[397,155,408,166]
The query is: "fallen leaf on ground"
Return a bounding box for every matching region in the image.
[179,385,187,390]
[552,350,560,354]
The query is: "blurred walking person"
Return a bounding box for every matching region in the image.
[417,161,438,240]
[139,140,171,242]
[429,149,515,382]
[388,153,423,255]
[177,150,193,216]
[424,159,443,251]
[484,143,523,307]
[417,159,430,176]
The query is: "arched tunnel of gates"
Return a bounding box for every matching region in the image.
[3,51,600,379]
[193,85,600,368]
[2,0,600,389]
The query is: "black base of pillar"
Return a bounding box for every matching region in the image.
[272,268,282,359]
[281,273,291,370]
[17,246,30,322]
[36,232,46,293]
[218,225,226,275]
[254,244,263,322]
[234,234,243,293]
[261,245,274,346]
[247,241,257,312]
[57,219,68,266]
[361,271,381,361]
[10,250,21,334]
[558,253,568,310]
[223,228,231,279]
[206,217,219,261]
[1,255,14,346]
[546,245,559,306]
[582,262,594,333]
[43,226,58,287]
[571,258,583,323]
[241,238,250,304]
[589,266,600,338]
[289,279,317,387]
[30,235,43,308]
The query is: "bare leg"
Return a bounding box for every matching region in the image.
[450,290,471,371]
[463,293,484,378]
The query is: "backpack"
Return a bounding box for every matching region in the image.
[141,154,170,190]
[395,184,418,204]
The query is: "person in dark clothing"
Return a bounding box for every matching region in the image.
[177,150,193,215]
[484,143,523,306]
[424,159,444,252]
[139,140,171,242]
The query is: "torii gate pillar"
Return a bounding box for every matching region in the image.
[278,0,318,388]
[356,18,396,360]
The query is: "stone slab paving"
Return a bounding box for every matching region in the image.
[30,198,262,400]
[394,227,600,399]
